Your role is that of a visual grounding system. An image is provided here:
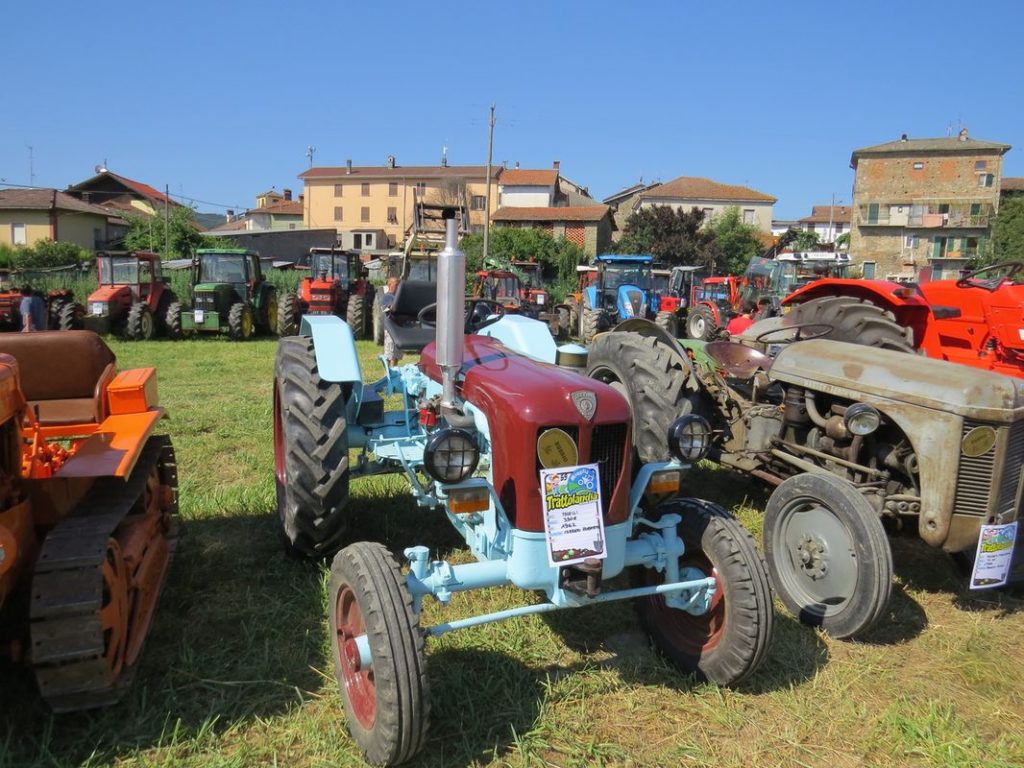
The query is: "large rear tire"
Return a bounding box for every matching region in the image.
[260,289,279,335]
[57,302,83,332]
[785,296,914,352]
[764,473,893,639]
[346,293,369,339]
[273,336,350,557]
[127,302,155,340]
[278,293,301,337]
[228,302,254,341]
[587,331,697,464]
[329,542,429,766]
[686,305,716,341]
[164,301,183,340]
[635,499,774,686]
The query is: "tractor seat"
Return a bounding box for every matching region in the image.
[0,331,116,425]
[704,340,773,380]
[382,280,438,352]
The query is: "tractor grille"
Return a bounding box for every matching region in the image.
[535,422,628,518]
[194,291,216,310]
[954,420,1024,522]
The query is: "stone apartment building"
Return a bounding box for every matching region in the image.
[850,130,1011,280]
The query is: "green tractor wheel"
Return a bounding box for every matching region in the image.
[228,303,254,341]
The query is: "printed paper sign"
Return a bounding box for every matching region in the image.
[970,521,1018,590]
[539,463,606,567]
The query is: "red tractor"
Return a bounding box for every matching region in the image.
[83,251,182,340]
[0,271,82,332]
[781,261,1024,376]
[278,248,373,338]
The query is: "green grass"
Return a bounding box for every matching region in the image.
[2,338,1024,767]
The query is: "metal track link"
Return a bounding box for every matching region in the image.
[29,435,178,712]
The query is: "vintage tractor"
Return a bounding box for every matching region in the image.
[0,330,178,710]
[83,251,182,340]
[0,284,83,333]
[781,261,1024,375]
[180,248,278,340]
[588,319,1024,639]
[274,213,774,765]
[277,248,374,339]
[578,254,660,343]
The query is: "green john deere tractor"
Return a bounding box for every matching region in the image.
[181,249,278,340]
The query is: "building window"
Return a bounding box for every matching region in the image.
[365,233,374,248]
[334,207,343,222]
[361,206,370,222]
[978,173,994,188]
[389,182,398,196]
[742,209,756,225]
[361,183,370,196]
[334,184,343,197]
[289,223,296,230]
[11,223,26,245]
[471,195,486,211]
[905,234,918,248]
[862,261,876,279]
[966,237,980,257]
[975,160,987,171]
[353,233,362,249]
[912,162,924,170]
[867,203,879,224]
[415,182,427,197]
[387,206,398,223]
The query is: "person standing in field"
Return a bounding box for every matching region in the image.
[19,285,47,332]
[380,277,402,366]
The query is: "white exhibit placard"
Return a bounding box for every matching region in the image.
[539,463,606,567]
[970,521,1018,590]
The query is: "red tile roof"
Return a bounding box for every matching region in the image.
[499,169,558,186]
[0,188,123,217]
[250,200,304,216]
[1002,177,1024,191]
[492,205,610,223]
[639,176,776,203]
[300,164,491,180]
[68,170,182,207]
[208,217,250,232]
[799,205,852,224]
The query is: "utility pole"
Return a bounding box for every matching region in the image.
[483,103,496,263]
[164,184,171,256]
[828,192,835,245]
[27,146,34,186]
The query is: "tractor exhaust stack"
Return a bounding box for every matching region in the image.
[436,209,471,426]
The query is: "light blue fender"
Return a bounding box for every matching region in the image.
[477,314,558,363]
[301,315,364,415]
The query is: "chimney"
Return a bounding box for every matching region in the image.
[299,194,304,203]
[346,159,352,174]
[515,161,520,170]
[900,133,908,142]
[283,188,292,201]
[959,128,969,142]
[226,209,235,222]
[387,155,396,169]
[553,160,560,171]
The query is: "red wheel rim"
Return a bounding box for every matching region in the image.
[272,383,286,485]
[335,584,376,728]
[647,551,726,653]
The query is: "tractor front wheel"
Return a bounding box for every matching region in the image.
[278,293,301,337]
[164,302,183,340]
[329,542,429,766]
[635,499,774,686]
[655,310,678,337]
[686,305,716,341]
[764,473,893,639]
[580,307,602,344]
[57,302,83,331]
[346,293,369,340]
[228,303,254,341]
[273,336,350,557]
[127,303,155,340]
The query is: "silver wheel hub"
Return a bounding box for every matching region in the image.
[796,535,828,579]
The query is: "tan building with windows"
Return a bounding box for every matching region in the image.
[0,188,126,251]
[636,176,776,232]
[491,205,615,256]
[850,131,1011,280]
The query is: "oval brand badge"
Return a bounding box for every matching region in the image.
[537,428,579,469]
[962,425,997,458]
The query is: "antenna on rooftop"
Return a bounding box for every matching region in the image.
[27,146,34,186]
[306,145,317,167]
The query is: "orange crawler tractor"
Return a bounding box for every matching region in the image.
[0,331,177,711]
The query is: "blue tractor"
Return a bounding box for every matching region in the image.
[580,254,660,342]
[273,213,774,765]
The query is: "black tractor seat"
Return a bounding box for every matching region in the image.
[382,280,438,352]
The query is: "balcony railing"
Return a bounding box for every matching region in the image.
[861,204,991,229]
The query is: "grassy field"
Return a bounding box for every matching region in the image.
[2,336,1023,768]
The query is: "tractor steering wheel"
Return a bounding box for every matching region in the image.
[417,298,507,333]
[955,261,1023,290]
[754,322,834,345]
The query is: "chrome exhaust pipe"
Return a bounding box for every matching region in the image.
[436,209,472,426]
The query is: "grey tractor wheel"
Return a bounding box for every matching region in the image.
[57,302,83,331]
[634,498,774,686]
[587,331,698,464]
[655,310,678,337]
[580,307,602,344]
[566,300,579,339]
[764,472,893,639]
[346,293,369,340]
[329,542,429,766]
[278,293,301,337]
[127,302,155,340]
[164,301,183,340]
[228,302,254,340]
[686,305,716,341]
[785,296,915,352]
[372,288,385,345]
[273,336,350,557]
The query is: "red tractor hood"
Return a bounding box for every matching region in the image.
[88,285,130,303]
[419,335,634,532]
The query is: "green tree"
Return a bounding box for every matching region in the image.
[124,206,220,257]
[791,229,821,252]
[706,206,765,274]
[835,232,851,250]
[613,205,716,267]
[0,240,88,270]
[988,196,1024,265]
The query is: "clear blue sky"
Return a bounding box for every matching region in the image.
[3,0,1022,219]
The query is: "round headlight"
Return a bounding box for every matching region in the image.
[423,428,480,483]
[667,414,712,463]
[844,403,881,436]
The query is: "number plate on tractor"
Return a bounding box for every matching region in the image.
[194,310,205,323]
[90,302,103,315]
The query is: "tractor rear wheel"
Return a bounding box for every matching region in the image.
[372,288,385,345]
[273,336,350,557]
[785,296,914,352]
[764,473,893,639]
[127,302,155,340]
[329,542,429,766]
[346,293,369,340]
[228,302,254,341]
[587,331,697,464]
[655,310,678,337]
[580,307,602,344]
[278,293,301,337]
[261,290,279,335]
[686,305,716,341]
[635,499,773,686]
[164,301,183,340]
[57,302,83,331]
